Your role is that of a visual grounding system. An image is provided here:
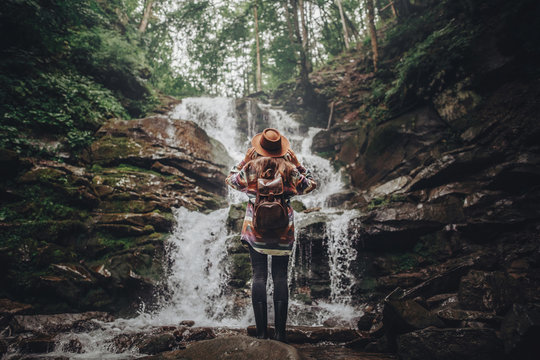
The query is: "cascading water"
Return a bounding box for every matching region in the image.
[47,97,363,358]
[164,98,361,326]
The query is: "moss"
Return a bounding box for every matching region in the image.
[19,168,67,185]
[293,293,312,305]
[358,277,377,291]
[99,199,158,213]
[291,200,306,212]
[229,253,251,287]
[91,135,140,164]
[367,194,407,210]
[94,232,138,252]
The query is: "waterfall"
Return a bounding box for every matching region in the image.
[164,97,361,326]
[48,97,363,358]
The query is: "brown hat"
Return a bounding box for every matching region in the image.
[251,128,290,157]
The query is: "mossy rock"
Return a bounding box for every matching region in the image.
[291,200,306,212]
[98,199,159,213]
[90,135,141,165]
[310,284,331,299]
[229,253,251,288]
[226,203,247,233]
[3,220,87,247]
[293,292,313,305]
[18,167,64,184]
[357,277,377,291]
[226,235,248,254]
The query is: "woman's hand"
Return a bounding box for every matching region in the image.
[285,149,301,167]
[243,147,258,163]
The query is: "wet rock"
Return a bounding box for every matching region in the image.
[377,273,427,291]
[228,253,251,288]
[18,335,56,354]
[357,313,377,331]
[226,203,246,234]
[436,308,503,327]
[350,107,448,189]
[180,327,216,342]
[364,334,393,353]
[94,212,174,233]
[397,327,504,360]
[291,200,306,212]
[61,338,83,354]
[458,270,519,314]
[12,312,113,334]
[401,253,488,300]
[383,299,445,334]
[179,320,195,327]
[246,325,359,343]
[425,293,457,309]
[355,198,465,251]
[367,176,410,200]
[90,116,232,195]
[500,304,540,358]
[138,333,177,355]
[0,299,33,315]
[325,190,357,208]
[140,335,301,360]
[344,335,374,350]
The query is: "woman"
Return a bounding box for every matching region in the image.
[225,128,317,342]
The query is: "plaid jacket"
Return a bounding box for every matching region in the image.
[225,159,317,256]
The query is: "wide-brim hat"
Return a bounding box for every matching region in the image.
[251,128,290,157]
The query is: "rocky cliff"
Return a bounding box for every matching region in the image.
[267,0,540,357]
[0,101,230,314]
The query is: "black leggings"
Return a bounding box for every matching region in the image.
[248,245,289,304]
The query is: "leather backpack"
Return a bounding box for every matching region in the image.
[253,172,288,241]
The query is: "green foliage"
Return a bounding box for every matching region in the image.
[385,21,477,107]
[0,72,126,155]
[367,194,406,210]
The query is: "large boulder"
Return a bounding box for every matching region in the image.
[140,335,301,360]
[89,116,232,195]
[383,299,445,334]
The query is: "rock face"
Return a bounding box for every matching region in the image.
[0,111,230,313]
[90,116,231,195]
[267,2,540,358]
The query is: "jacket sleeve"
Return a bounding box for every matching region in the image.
[225,160,249,192]
[293,165,317,195]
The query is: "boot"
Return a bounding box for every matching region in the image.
[253,301,268,339]
[273,300,288,343]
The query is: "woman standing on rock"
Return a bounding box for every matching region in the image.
[226,128,317,342]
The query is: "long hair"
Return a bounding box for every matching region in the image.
[247,156,295,184]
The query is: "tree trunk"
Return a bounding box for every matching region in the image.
[290,0,314,102]
[254,3,262,92]
[366,0,379,72]
[336,0,350,50]
[299,0,312,73]
[138,0,154,33]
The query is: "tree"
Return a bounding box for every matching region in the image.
[365,0,379,72]
[254,1,262,92]
[139,0,155,33]
[336,0,350,49]
[299,0,312,72]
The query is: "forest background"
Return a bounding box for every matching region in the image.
[0,0,421,160]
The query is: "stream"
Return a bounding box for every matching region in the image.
[36,97,364,359]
